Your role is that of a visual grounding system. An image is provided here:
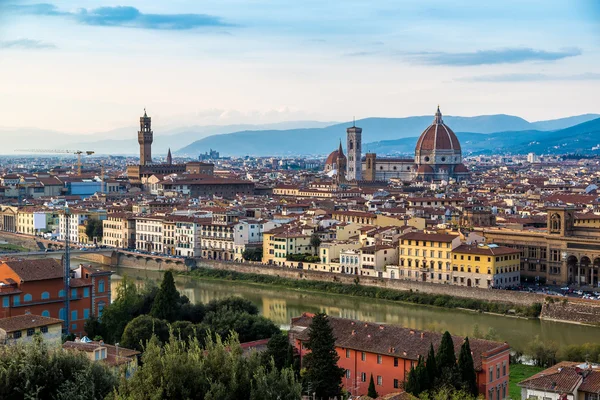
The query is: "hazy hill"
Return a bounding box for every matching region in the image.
[365,118,600,155]
[176,114,600,156]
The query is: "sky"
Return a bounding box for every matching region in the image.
[0,0,599,133]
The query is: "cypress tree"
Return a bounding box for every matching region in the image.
[415,355,430,394]
[304,313,345,400]
[436,331,456,371]
[404,364,420,396]
[458,337,478,397]
[425,343,437,390]
[150,270,180,322]
[368,373,378,398]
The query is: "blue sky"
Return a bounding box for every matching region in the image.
[0,0,599,133]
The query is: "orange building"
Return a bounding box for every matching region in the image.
[290,314,510,400]
[0,259,111,336]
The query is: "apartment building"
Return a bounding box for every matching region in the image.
[135,215,165,253]
[398,232,462,283]
[451,244,521,289]
[290,314,510,400]
[102,212,136,249]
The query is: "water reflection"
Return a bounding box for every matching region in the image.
[106,266,600,352]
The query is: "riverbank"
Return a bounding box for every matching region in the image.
[181,267,543,318]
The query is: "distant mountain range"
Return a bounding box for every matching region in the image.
[176,114,600,157]
[2,121,335,155]
[365,117,600,155]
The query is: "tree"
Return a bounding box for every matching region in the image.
[303,313,345,400]
[204,297,259,315]
[242,247,263,262]
[0,335,117,400]
[84,315,104,340]
[309,233,321,254]
[85,219,103,241]
[436,331,458,389]
[414,356,431,395]
[426,343,437,386]
[527,335,558,367]
[99,275,142,343]
[120,314,169,352]
[368,373,378,398]
[151,270,181,322]
[457,338,478,397]
[266,332,296,371]
[201,308,280,343]
[404,364,420,396]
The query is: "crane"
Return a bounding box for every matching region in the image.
[16,149,95,175]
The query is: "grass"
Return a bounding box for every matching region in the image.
[509,364,543,399]
[182,267,543,318]
[0,243,30,253]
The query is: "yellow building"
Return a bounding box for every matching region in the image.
[263,226,314,266]
[451,244,520,289]
[102,213,136,249]
[398,232,461,283]
[0,315,63,348]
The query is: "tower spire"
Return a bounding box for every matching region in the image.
[338,139,344,156]
[167,148,172,165]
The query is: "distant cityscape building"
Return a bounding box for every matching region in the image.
[346,123,362,181]
[198,149,220,161]
[137,109,153,166]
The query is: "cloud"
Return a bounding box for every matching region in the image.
[0,39,56,49]
[458,72,600,82]
[343,51,379,57]
[6,3,231,30]
[410,47,582,66]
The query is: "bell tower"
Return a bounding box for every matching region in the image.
[138,108,153,166]
[346,120,362,181]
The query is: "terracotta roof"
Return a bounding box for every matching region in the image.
[70,278,92,287]
[1,259,63,281]
[415,113,461,152]
[401,232,458,243]
[293,315,508,371]
[454,244,520,256]
[0,314,63,333]
[519,361,583,394]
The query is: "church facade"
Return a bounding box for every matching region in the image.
[324,106,469,183]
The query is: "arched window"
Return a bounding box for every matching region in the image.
[59,289,66,298]
[98,280,105,293]
[41,292,50,300]
[59,308,65,320]
[23,294,32,302]
[42,310,50,317]
[98,301,106,317]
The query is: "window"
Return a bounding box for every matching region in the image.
[394,357,399,367]
[59,308,65,320]
[394,379,399,389]
[83,288,90,298]
[377,355,382,364]
[13,295,20,306]
[345,370,351,379]
[41,292,50,300]
[346,349,350,358]
[377,376,382,386]
[27,328,35,336]
[71,289,77,299]
[71,310,78,321]
[496,364,500,379]
[503,361,507,376]
[2,297,8,308]
[13,331,22,339]
[489,367,493,382]
[361,352,366,361]
[23,294,32,302]
[361,372,367,382]
[98,280,105,293]
[84,309,90,319]
[95,350,101,361]
[42,310,50,317]
[41,326,48,333]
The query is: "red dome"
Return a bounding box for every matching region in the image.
[325,150,345,167]
[415,107,461,152]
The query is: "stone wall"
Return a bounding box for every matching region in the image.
[195,260,543,307]
[117,252,188,272]
[541,300,600,325]
[0,231,41,251]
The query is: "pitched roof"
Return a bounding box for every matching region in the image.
[0,314,63,332]
[1,259,63,281]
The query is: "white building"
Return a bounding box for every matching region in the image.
[135,216,165,253]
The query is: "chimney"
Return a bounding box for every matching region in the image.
[420,332,425,339]
[403,351,407,356]
[379,325,384,330]
[367,334,371,338]
[410,330,415,335]
[351,330,356,335]
[364,323,368,327]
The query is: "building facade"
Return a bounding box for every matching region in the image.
[346,124,362,181]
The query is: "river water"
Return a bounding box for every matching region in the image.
[98,264,600,353]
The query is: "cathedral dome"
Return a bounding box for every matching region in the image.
[415,107,461,153]
[325,150,343,167]
[324,141,346,172]
[454,163,469,173]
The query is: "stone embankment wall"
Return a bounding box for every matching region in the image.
[195,260,542,307]
[541,301,600,325]
[117,252,188,272]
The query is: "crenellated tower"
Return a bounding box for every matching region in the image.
[346,121,362,181]
[138,108,153,166]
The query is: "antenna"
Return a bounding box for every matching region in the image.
[353,116,355,127]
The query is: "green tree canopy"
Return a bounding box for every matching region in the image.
[120,314,169,352]
[310,233,321,253]
[426,343,437,385]
[151,270,181,322]
[0,336,117,400]
[303,313,345,400]
[266,332,296,371]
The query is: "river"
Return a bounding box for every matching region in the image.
[96,264,600,353]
